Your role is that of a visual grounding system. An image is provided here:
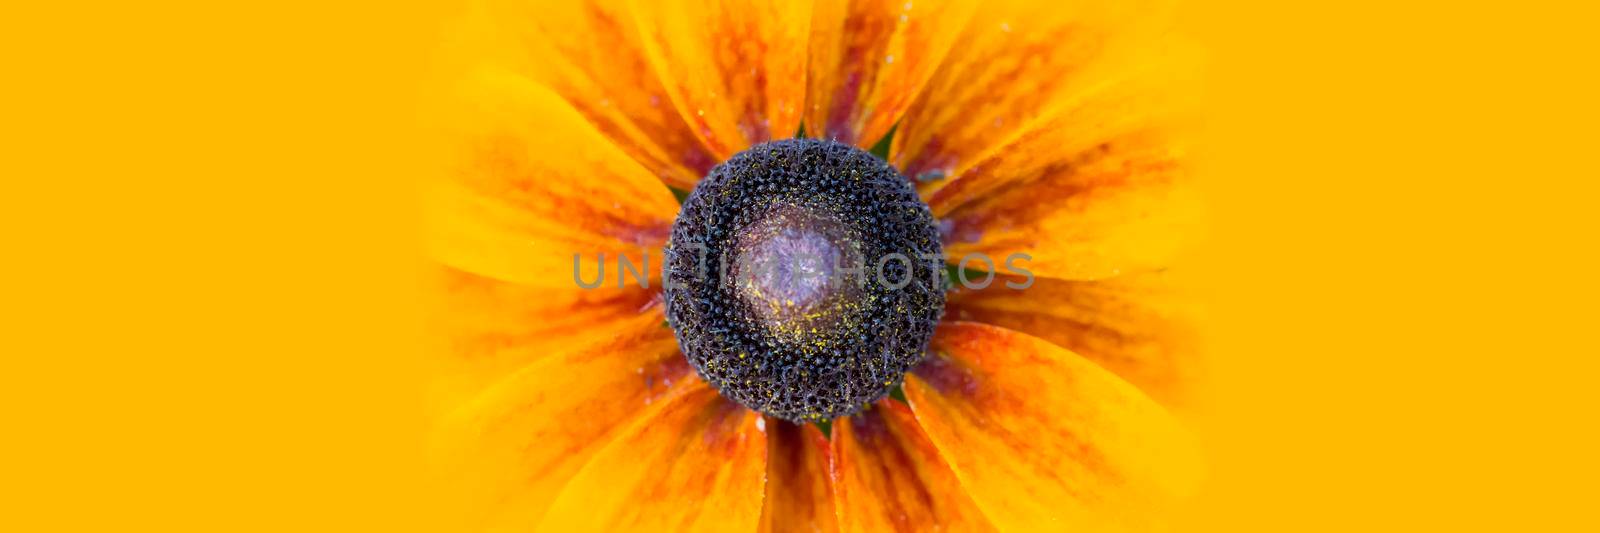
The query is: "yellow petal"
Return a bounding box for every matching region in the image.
[759,419,837,533]
[429,319,693,531]
[805,0,978,147]
[938,150,1202,281]
[538,386,768,532]
[945,269,1201,407]
[832,401,995,533]
[465,0,718,189]
[630,0,812,158]
[426,70,678,287]
[905,322,1204,531]
[423,266,662,416]
[930,48,1202,280]
[891,0,1178,182]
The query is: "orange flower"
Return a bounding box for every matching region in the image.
[426,0,1205,531]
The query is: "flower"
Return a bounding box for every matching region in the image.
[425,0,1205,531]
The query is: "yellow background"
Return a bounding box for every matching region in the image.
[3,0,1597,530]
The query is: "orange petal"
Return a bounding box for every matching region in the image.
[428,317,694,531]
[906,322,1204,531]
[891,0,1178,183]
[945,270,1201,407]
[538,387,768,532]
[831,401,995,533]
[464,0,718,189]
[629,0,812,158]
[918,47,1198,213]
[937,146,1202,281]
[423,266,662,416]
[804,0,979,147]
[759,419,837,533]
[930,47,1202,280]
[426,70,678,287]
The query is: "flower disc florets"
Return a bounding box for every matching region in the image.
[664,139,945,422]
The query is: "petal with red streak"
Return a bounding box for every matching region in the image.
[630,0,812,159]
[906,322,1205,531]
[944,269,1201,407]
[891,0,1179,183]
[426,70,678,287]
[461,0,718,189]
[832,401,995,533]
[805,0,978,147]
[932,51,1203,280]
[428,321,695,531]
[759,419,837,533]
[537,386,768,532]
[423,266,662,416]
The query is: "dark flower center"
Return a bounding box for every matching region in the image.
[664,138,945,422]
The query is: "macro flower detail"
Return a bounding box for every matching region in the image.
[427,0,1205,531]
[665,139,945,422]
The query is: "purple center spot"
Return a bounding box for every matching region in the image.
[740,227,839,312]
